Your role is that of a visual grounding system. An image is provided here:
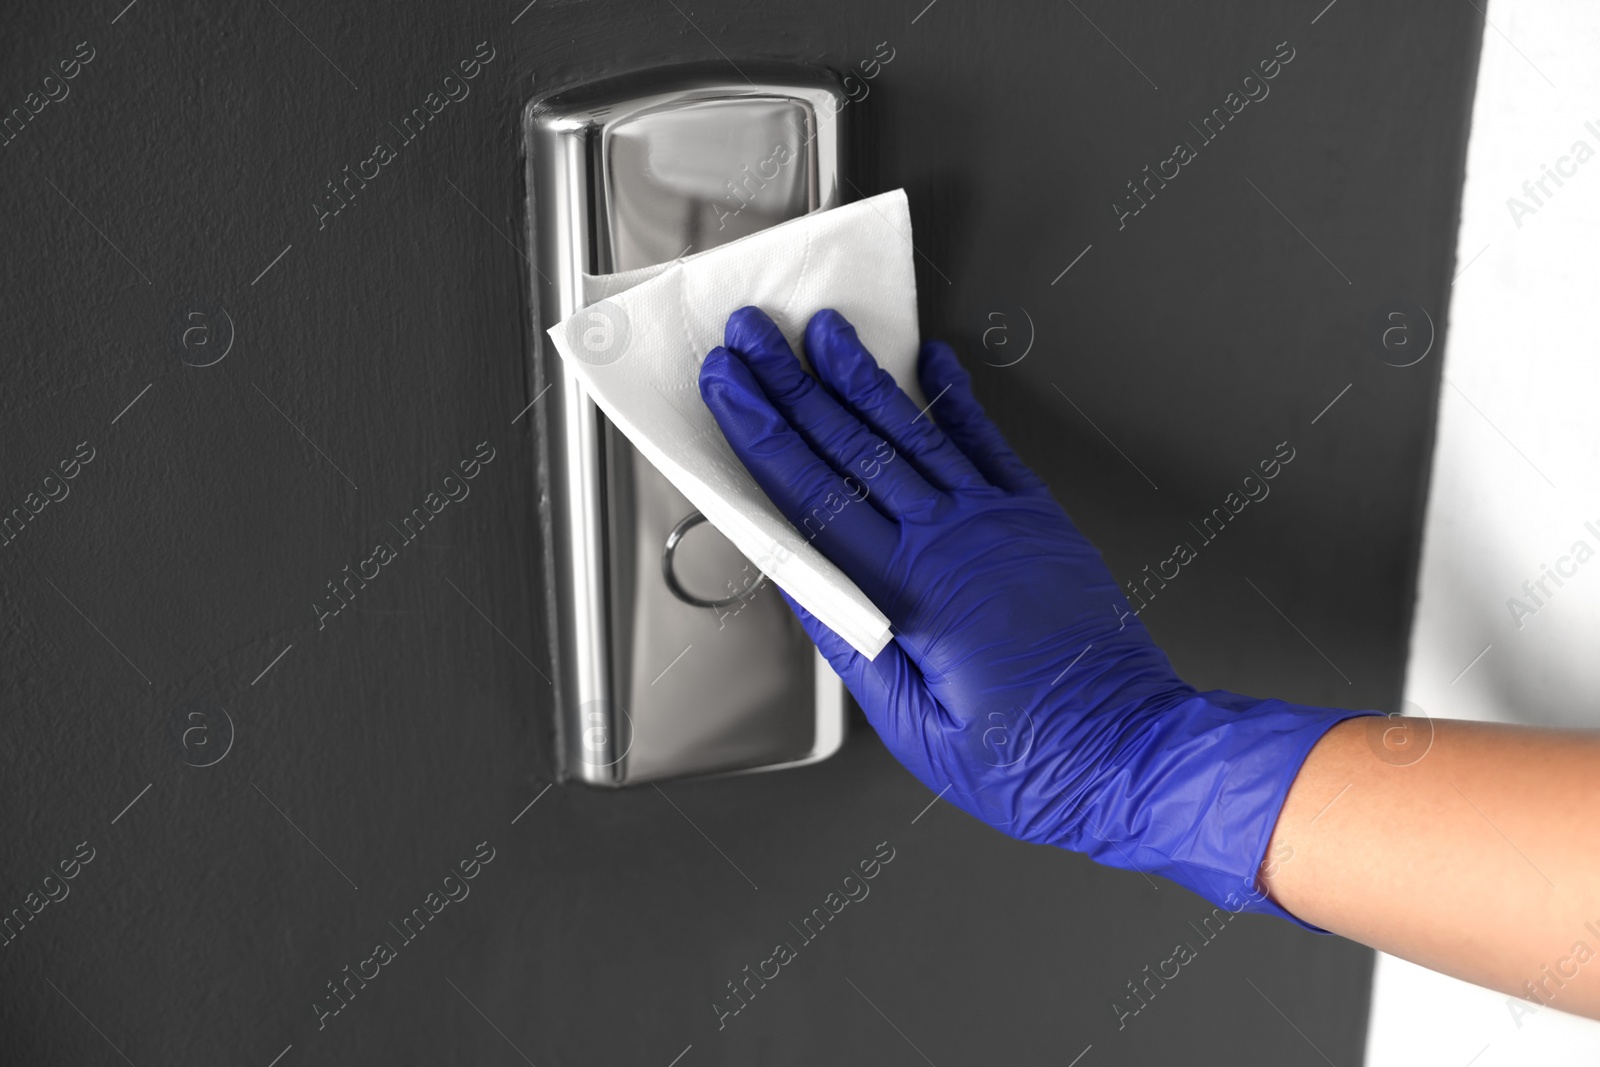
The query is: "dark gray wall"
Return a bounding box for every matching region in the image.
[0,1,1480,1064]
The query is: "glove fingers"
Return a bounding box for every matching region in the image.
[917,341,1045,494]
[723,306,938,520]
[778,588,933,758]
[700,346,897,580]
[803,309,988,493]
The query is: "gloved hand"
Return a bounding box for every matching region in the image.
[699,305,1380,926]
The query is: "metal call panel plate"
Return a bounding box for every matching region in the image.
[523,64,848,786]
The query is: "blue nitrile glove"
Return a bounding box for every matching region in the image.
[698,305,1382,926]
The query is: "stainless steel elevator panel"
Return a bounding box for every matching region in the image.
[523,64,848,786]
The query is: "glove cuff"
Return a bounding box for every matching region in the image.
[1065,689,1383,932]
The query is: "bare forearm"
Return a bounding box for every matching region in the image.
[1261,717,1600,1018]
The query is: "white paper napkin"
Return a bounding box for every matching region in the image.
[546,189,921,659]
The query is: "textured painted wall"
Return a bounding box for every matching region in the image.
[0,1,1479,1064]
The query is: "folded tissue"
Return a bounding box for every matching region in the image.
[546,189,922,659]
